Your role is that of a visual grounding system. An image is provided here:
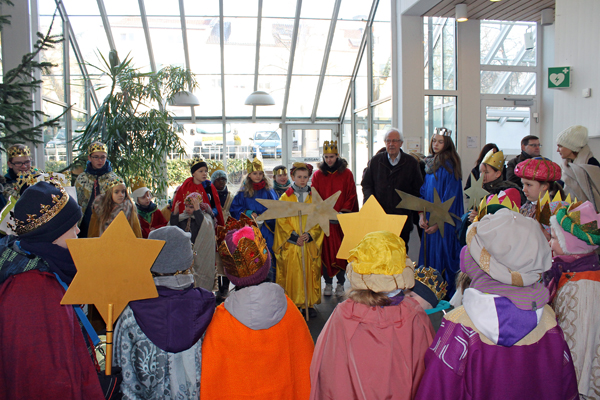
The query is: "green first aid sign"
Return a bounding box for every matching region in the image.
[548,66,571,89]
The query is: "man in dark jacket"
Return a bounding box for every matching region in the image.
[506,135,541,187]
[361,128,423,250]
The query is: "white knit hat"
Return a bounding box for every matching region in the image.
[557,125,588,152]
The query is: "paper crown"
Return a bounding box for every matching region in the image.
[88,142,107,155]
[482,149,505,171]
[434,127,452,137]
[273,166,287,176]
[514,157,561,182]
[189,157,206,169]
[207,160,224,177]
[323,140,338,154]
[8,145,30,159]
[101,175,125,193]
[216,214,257,245]
[218,225,269,281]
[130,177,147,194]
[15,170,71,195]
[12,181,70,236]
[245,157,264,173]
[477,190,520,221]
[535,191,576,227]
[414,266,448,301]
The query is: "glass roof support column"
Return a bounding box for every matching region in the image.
[339,0,378,122]
[96,0,116,52]
[178,0,196,121]
[218,0,227,169]
[251,0,264,123]
[281,0,303,122]
[310,0,341,123]
[62,16,73,165]
[367,18,374,159]
[138,0,161,113]
[482,24,512,65]
[55,0,99,109]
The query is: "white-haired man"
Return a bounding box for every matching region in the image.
[361,128,423,250]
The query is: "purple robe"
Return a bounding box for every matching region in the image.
[415,308,579,400]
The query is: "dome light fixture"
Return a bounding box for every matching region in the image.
[245,91,275,106]
[168,91,200,107]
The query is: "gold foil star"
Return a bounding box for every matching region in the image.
[336,196,407,259]
[464,173,490,210]
[396,188,456,237]
[255,189,341,236]
[61,212,164,322]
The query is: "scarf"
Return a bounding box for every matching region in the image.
[136,202,158,223]
[19,239,78,285]
[424,155,436,175]
[252,181,266,191]
[84,159,113,176]
[274,179,291,193]
[544,252,600,302]
[561,145,600,211]
[292,183,310,203]
[322,159,341,175]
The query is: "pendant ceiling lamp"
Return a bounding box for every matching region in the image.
[169,91,200,106]
[245,90,275,106]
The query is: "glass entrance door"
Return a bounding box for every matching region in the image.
[481,99,534,156]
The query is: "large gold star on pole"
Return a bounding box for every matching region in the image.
[464,173,490,210]
[396,188,456,237]
[336,196,407,259]
[255,189,341,236]
[61,212,164,322]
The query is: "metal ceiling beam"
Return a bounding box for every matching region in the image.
[138,0,157,74]
[310,0,341,122]
[281,0,302,122]
[482,24,512,65]
[251,0,263,122]
[96,0,116,52]
[338,0,379,121]
[219,0,226,122]
[178,0,196,120]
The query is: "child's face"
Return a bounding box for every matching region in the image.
[213,177,227,191]
[521,178,549,202]
[431,134,445,154]
[193,166,209,183]
[249,171,264,183]
[275,173,289,185]
[52,224,80,249]
[404,289,433,310]
[479,163,502,184]
[292,170,309,188]
[88,151,108,170]
[112,184,127,204]
[550,228,564,256]
[137,190,152,206]
[8,156,31,175]
[185,204,195,215]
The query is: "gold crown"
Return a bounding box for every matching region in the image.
[11,181,70,235]
[434,127,452,137]
[414,267,448,300]
[323,140,338,154]
[207,160,225,177]
[130,177,147,194]
[273,167,287,176]
[14,169,71,195]
[88,142,107,155]
[246,157,264,173]
[189,158,206,170]
[218,225,269,279]
[476,193,520,221]
[216,214,257,245]
[8,145,30,159]
[482,149,505,171]
[535,191,577,226]
[101,175,125,192]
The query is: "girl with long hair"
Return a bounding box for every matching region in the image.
[418,129,464,296]
[88,177,142,238]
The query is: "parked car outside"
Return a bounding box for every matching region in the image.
[251,131,281,158]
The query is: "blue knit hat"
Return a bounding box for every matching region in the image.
[211,169,227,182]
[13,181,82,243]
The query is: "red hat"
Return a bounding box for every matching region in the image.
[514,158,561,182]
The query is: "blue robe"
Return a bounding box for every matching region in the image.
[230,188,278,252]
[418,165,463,297]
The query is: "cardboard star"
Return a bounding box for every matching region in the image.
[255,189,341,236]
[336,196,407,259]
[396,188,456,237]
[464,173,489,210]
[61,212,164,322]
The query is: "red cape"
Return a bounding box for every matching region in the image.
[172,177,224,226]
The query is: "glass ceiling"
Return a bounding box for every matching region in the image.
[40,0,389,122]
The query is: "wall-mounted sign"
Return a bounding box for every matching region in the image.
[548,66,571,89]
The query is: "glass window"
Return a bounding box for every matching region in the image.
[224,0,258,17]
[480,21,536,67]
[147,17,186,69]
[108,16,151,72]
[372,100,392,151]
[43,102,67,170]
[341,104,352,173]
[372,21,391,102]
[424,96,456,155]
[186,17,222,75]
[354,50,367,110]
[224,75,254,117]
[223,18,258,74]
[233,122,281,178]
[316,76,351,117]
[480,71,536,95]
[184,0,220,17]
[485,106,531,154]
[355,109,368,173]
[40,16,65,105]
[423,17,456,91]
[286,75,319,117]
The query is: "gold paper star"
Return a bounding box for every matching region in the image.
[61,212,164,322]
[255,189,341,236]
[396,188,456,237]
[464,173,490,210]
[336,196,407,259]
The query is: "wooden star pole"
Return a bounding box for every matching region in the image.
[256,189,340,321]
[395,188,457,237]
[61,212,164,375]
[464,173,490,210]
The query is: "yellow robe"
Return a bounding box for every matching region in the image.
[274,190,324,308]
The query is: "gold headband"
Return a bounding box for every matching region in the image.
[88,142,107,155]
[273,167,287,176]
[13,182,70,235]
[8,145,31,159]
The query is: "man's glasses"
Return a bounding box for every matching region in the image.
[10,160,31,167]
[385,139,402,144]
[91,155,107,160]
[527,144,542,148]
